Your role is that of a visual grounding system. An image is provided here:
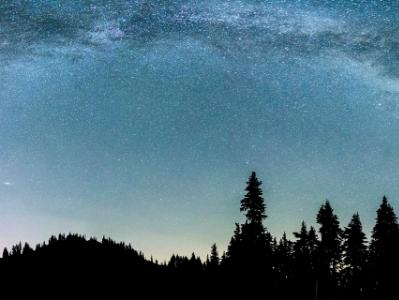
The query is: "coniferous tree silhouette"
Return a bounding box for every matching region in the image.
[2,173,399,299]
[307,226,319,258]
[2,247,9,259]
[369,196,399,299]
[316,200,342,299]
[239,172,271,268]
[240,171,266,222]
[292,222,319,299]
[341,213,368,299]
[22,242,33,256]
[225,171,272,296]
[274,232,294,297]
[227,172,272,269]
[11,242,22,256]
[226,223,242,266]
[220,251,226,264]
[208,243,219,271]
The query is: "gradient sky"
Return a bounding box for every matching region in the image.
[1,0,399,260]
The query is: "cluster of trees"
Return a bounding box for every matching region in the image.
[1,172,398,299]
[218,172,399,299]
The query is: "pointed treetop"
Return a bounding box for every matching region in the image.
[351,212,361,224]
[210,243,219,266]
[372,195,398,239]
[240,171,266,224]
[294,221,307,239]
[317,200,340,228]
[382,195,389,205]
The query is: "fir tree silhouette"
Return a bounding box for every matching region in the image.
[227,172,272,270]
[240,171,266,222]
[341,213,368,299]
[225,171,273,297]
[1,173,399,299]
[207,243,219,271]
[369,196,399,299]
[2,247,9,259]
[316,200,342,300]
[273,232,294,297]
[292,222,319,299]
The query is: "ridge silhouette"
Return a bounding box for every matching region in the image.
[1,172,397,299]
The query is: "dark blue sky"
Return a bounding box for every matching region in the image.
[1,0,399,260]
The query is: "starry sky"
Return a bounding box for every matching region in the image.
[1,0,399,260]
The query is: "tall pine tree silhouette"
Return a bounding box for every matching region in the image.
[274,232,294,297]
[369,196,399,298]
[292,222,319,299]
[226,223,242,266]
[226,171,272,293]
[316,200,342,300]
[207,243,219,272]
[240,171,266,223]
[342,213,367,299]
[240,172,271,268]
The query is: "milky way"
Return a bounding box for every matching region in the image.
[1,0,399,259]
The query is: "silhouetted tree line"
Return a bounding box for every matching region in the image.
[1,172,398,299]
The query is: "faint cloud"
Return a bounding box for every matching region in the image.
[3,181,13,186]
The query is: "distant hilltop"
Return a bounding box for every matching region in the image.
[1,172,398,299]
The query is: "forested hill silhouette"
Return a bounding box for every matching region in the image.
[1,172,399,299]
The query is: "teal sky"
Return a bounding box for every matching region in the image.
[1,0,399,260]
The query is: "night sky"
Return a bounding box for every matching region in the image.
[1,0,399,260]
